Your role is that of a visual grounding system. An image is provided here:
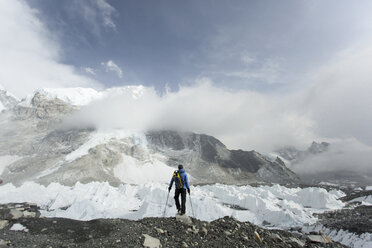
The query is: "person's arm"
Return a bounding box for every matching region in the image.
[185,174,190,194]
[168,177,174,191]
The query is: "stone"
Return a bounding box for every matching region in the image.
[224,231,232,236]
[23,211,36,218]
[307,235,331,244]
[41,228,48,232]
[182,241,188,248]
[175,214,192,225]
[0,220,8,229]
[199,227,208,236]
[0,239,7,246]
[10,209,23,219]
[289,237,305,247]
[143,234,162,248]
[269,233,283,241]
[155,228,164,234]
[254,231,262,243]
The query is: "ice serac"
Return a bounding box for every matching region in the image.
[145,130,299,185]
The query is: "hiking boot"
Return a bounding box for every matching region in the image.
[177,209,181,214]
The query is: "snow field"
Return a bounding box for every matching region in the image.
[0,182,344,230]
[0,155,21,175]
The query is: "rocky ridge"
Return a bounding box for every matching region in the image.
[0,203,345,248]
[146,130,300,185]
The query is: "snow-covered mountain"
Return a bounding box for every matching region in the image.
[276,141,330,162]
[276,141,372,186]
[0,87,299,186]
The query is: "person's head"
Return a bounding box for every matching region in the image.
[178,164,183,170]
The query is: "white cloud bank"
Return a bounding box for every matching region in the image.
[0,0,100,98]
[63,80,316,153]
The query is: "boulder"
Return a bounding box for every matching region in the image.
[175,214,192,225]
[0,220,9,229]
[143,234,162,248]
[308,235,332,244]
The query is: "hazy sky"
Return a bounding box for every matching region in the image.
[1,0,372,159]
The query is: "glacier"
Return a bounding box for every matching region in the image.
[0,181,344,227]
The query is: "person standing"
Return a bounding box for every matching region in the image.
[168,164,190,215]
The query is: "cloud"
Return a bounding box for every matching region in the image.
[82,67,96,75]
[63,79,316,153]
[225,57,285,84]
[302,42,372,147]
[0,0,100,98]
[101,60,123,78]
[290,138,372,180]
[62,56,372,177]
[72,0,117,34]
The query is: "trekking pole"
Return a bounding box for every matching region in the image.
[188,192,195,219]
[163,189,170,217]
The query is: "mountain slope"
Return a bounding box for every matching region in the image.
[146,130,299,184]
[0,88,299,186]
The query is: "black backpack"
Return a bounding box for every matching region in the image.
[173,170,184,189]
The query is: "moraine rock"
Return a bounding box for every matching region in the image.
[0,204,347,248]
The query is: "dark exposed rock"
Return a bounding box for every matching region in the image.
[146,130,300,185]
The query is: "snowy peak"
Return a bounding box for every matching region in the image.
[0,89,18,112]
[308,141,330,154]
[276,141,330,162]
[20,85,146,107]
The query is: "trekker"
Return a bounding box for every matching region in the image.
[168,164,190,215]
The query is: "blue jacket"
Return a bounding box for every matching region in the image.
[169,169,190,189]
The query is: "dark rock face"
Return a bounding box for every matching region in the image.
[0,204,346,248]
[146,130,300,185]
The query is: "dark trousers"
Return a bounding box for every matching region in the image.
[174,188,186,214]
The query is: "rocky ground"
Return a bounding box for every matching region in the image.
[315,205,372,236]
[0,203,346,248]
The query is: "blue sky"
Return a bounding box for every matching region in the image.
[21,0,372,93]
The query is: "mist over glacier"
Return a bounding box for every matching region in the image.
[55,78,372,179]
